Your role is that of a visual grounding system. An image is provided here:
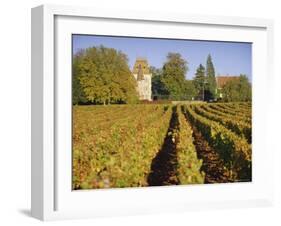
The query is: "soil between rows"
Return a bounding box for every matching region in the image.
[147,106,179,186]
[184,113,233,184]
[147,106,233,185]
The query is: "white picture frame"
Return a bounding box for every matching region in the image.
[31,4,274,221]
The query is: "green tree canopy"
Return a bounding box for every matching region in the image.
[205,54,217,100]
[161,52,188,100]
[73,50,88,105]
[183,80,197,100]
[74,46,138,105]
[193,64,206,100]
[222,74,252,102]
[150,66,167,99]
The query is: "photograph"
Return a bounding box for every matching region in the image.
[72,34,252,190]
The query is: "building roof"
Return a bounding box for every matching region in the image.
[216,76,239,88]
[132,58,150,75]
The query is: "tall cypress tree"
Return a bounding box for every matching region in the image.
[205,54,217,100]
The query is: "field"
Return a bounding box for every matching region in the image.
[72,102,252,189]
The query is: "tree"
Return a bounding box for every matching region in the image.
[73,50,88,105]
[150,66,167,99]
[193,64,206,100]
[205,54,217,100]
[75,46,138,105]
[222,74,252,102]
[238,75,252,101]
[183,80,197,100]
[161,53,188,100]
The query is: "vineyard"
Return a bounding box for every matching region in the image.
[73,102,252,189]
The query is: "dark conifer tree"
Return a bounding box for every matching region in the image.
[205,54,217,100]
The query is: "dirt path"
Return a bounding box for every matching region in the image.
[147,106,233,186]
[186,116,233,184]
[147,106,179,186]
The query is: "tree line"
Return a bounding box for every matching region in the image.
[73,45,251,105]
[151,53,218,101]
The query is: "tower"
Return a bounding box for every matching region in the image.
[132,58,152,101]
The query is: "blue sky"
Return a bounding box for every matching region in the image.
[73,34,252,80]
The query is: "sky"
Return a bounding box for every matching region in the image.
[72,34,252,81]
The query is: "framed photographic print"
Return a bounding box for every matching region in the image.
[31,4,274,221]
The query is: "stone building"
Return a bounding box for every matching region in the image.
[132,58,152,101]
